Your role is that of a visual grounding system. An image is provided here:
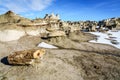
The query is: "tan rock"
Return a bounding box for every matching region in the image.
[46,27,56,32]
[7,49,45,65]
[0,10,30,23]
[48,31,66,37]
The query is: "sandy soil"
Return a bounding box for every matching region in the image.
[0,32,120,80]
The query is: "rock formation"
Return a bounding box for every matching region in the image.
[44,13,60,20]
[0,11,120,42]
[48,31,66,37]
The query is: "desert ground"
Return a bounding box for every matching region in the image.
[0,31,120,80]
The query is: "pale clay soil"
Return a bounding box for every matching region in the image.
[0,32,120,80]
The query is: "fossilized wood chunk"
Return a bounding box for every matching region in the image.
[7,49,45,65]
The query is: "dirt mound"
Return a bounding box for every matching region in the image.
[68,31,95,42]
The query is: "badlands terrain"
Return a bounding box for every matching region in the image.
[0,11,120,80]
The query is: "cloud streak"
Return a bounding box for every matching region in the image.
[0,0,54,13]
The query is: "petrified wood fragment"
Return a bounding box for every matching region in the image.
[7,49,45,65]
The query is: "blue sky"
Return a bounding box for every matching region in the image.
[0,0,120,21]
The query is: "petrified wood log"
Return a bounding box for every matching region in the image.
[7,49,45,65]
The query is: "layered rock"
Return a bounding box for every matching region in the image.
[48,31,66,37]
[0,30,25,42]
[0,23,26,42]
[24,26,48,36]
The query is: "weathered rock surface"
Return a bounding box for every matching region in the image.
[0,32,120,80]
[48,31,66,37]
[0,11,31,24]
[7,49,45,65]
[0,29,25,42]
[0,23,25,42]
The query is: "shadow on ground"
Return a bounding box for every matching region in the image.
[1,56,10,65]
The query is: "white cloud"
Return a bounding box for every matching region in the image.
[30,0,53,11]
[0,0,54,13]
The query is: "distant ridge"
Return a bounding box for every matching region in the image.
[0,10,120,23]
